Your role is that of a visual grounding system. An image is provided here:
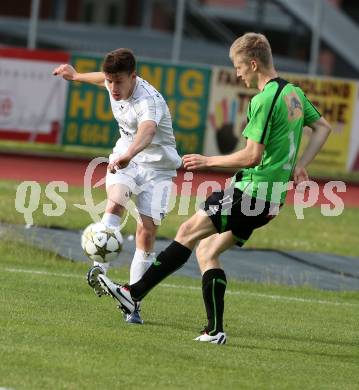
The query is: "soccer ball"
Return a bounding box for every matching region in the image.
[81,222,123,262]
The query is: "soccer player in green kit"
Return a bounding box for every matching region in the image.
[97,33,332,344]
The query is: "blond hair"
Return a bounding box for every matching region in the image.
[229,33,273,68]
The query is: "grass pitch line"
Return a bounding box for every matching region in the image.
[5,267,83,279]
[160,283,358,307]
[4,267,358,308]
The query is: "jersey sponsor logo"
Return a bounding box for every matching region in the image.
[284,92,303,121]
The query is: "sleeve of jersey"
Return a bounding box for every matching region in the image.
[135,97,162,125]
[303,95,321,126]
[242,96,273,145]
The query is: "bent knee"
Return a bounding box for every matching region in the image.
[176,220,193,241]
[107,184,131,208]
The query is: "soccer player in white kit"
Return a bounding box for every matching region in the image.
[53,49,182,324]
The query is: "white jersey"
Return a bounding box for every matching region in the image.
[105,76,182,171]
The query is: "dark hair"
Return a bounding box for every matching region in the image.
[102,48,136,74]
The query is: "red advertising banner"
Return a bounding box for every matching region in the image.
[0,47,70,144]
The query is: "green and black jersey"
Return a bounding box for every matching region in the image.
[234,77,321,203]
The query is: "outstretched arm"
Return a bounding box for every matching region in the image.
[52,64,105,87]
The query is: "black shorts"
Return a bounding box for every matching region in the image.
[201,186,280,246]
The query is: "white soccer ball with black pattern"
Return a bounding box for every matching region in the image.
[81,222,123,262]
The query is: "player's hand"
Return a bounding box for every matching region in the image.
[107,154,131,173]
[182,154,209,170]
[52,64,78,81]
[293,166,309,192]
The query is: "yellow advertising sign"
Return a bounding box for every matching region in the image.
[204,66,256,157]
[62,54,211,154]
[204,66,357,172]
[283,74,357,171]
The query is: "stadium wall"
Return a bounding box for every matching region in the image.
[1,47,359,172]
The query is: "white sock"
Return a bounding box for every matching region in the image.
[95,213,120,273]
[130,249,155,284]
[101,212,121,228]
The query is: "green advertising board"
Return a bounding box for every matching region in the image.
[62,53,211,155]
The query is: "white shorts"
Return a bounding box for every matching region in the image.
[106,159,175,222]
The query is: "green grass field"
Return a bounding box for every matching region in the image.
[1,168,359,388]
[2,179,359,257]
[1,241,358,390]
